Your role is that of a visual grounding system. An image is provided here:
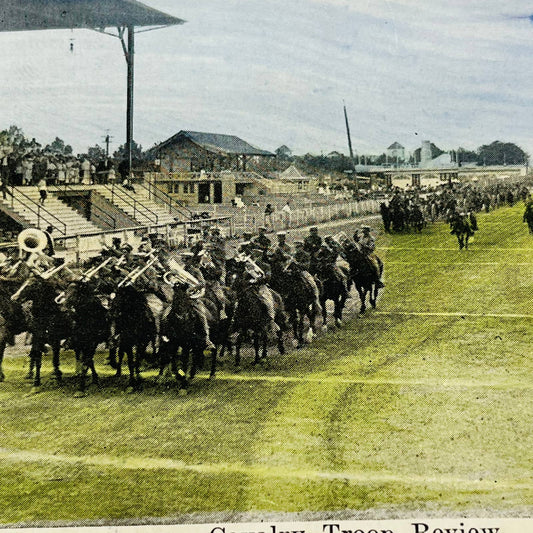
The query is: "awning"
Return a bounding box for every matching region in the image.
[0,0,184,32]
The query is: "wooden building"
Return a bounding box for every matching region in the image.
[150,130,275,173]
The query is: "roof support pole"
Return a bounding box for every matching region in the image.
[126,24,135,178]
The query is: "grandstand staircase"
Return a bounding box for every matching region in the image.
[93,183,191,226]
[0,186,101,237]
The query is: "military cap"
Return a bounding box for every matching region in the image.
[309,226,318,232]
[361,225,371,231]
[277,231,287,237]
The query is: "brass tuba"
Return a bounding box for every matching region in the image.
[18,228,48,256]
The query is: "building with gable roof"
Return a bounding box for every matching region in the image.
[150,130,275,173]
[387,141,405,161]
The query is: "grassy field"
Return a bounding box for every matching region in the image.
[0,204,532,524]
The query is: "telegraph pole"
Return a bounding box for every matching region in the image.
[343,102,358,195]
[103,131,113,159]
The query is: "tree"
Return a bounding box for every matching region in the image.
[0,125,25,148]
[476,141,528,166]
[86,144,107,162]
[113,140,145,161]
[45,136,73,155]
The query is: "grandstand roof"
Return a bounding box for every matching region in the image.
[0,0,184,32]
[156,131,275,157]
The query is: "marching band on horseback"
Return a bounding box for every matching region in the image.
[0,216,387,395]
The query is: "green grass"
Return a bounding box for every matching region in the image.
[0,204,532,523]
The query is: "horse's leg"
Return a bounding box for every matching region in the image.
[252,333,260,365]
[88,344,99,385]
[209,345,218,379]
[234,332,242,367]
[0,337,6,382]
[115,345,124,377]
[261,332,268,361]
[465,235,469,249]
[77,348,88,395]
[125,344,136,390]
[31,347,42,389]
[26,347,35,380]
[51,340,62,382]
[334,295,343,327]
[320,294,327,326]
[357,284,367,314]
[190,345,199,379]
[277,325,285,355]
[297,311,305,348]
[370,284,378,309]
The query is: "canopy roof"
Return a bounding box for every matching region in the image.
[0,0,184,32]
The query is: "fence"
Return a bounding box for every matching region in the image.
[231,199,380,236]
[57,216,234,265]
[51,199,379,264]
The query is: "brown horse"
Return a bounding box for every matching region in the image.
[270,260,321,348]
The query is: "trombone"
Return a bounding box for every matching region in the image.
[54,256,115,304]
[117,254,159,288]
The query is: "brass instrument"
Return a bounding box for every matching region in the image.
[40,261,72,281]
[117,254,159,288]
[236,252,265,281]
[18,228,48,257]
[163,258,205,299]
[54,257,115,304]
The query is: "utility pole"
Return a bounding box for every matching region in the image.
[343,102,358,195]
[102,131,113,159]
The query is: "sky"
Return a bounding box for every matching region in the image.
[1,0,533,158]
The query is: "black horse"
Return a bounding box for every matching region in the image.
[63,280,110,395]
[111,285,157,391]
[316,263,348,328]
[230,280,286,367]
[449,212,474,250]
[0,278,28,382]
[159,282,217,388]
[15,275,71,391]
[343,243,383,314]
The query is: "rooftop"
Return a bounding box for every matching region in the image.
[156,130,274,157]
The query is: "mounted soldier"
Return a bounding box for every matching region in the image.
[303,226,322,274]
[250,227,271,254]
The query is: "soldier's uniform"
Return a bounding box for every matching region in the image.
[304,227,322,274]
[359,226,384,288]
[179,252,214,349]
[242,251,278,337]
[293,242,311,272]
[250,227,272,253]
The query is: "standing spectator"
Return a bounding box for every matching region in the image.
[281,200,292,228]
[57,157,66,186]
[264,203,274,230]
[81,158,91,184]
[38,178,47,204]
[43,225,55,256]
[22,156,33,185]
